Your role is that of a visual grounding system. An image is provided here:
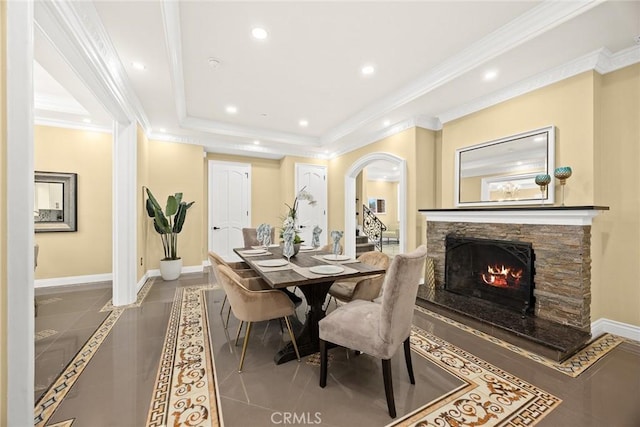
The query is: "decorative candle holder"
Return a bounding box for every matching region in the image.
[554,166,572,206]
[534,174,551,205]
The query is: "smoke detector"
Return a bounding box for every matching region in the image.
[208,58,222,69]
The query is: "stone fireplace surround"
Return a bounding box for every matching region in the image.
[417,206,608,361]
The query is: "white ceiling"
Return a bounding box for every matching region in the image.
[33,1,640,161]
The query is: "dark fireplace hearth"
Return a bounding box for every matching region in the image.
[445,235,534,316]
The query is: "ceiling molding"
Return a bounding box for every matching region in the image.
[160,0,186,122]
[34,1,149,127]
[35,116,112,134]
[181,116,319,146]
[595,45,640,74]
[319,0,604,146]
[34,93,88,116]
[437,48,604,125]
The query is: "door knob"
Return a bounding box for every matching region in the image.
[213,226,221,230]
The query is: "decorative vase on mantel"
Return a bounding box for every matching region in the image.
[554,166,573,206]
[534,174,551,205]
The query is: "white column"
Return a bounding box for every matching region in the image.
[112,121,137,305]
[6,1,35,424]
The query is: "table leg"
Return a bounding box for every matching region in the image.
[274,281,333,364]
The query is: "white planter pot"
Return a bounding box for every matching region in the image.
[160,258,182,281]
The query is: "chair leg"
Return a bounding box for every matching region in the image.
[235,321,244,346]
[283,316,301,362]
[319,339,328,388]
[238,322,253,372]
[219,294,227,315]
[382,359,396,418]
[404,337,415,384]
[225,305,232,329]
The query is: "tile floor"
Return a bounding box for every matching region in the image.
[36,271,640,426]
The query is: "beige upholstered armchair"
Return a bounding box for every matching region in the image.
[328,251,389,304]
[318,245,428,418]
[216,264,301,372]
[208,251,271,328]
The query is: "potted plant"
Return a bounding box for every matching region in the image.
[145,188,195,280]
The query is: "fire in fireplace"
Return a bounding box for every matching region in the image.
[445,235,535,316]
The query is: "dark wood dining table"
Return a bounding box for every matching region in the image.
[234,245,386,364]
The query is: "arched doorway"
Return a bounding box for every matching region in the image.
[344,153,407,258]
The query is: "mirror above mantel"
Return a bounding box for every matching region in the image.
[455,125,555,207]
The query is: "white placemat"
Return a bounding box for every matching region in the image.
[311,254,359,264]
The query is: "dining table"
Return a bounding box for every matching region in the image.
[234,245,387,364]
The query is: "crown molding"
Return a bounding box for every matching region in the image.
[181,116,318,146]
[35,116,112,133]
[320,0,603,146]
[34,1,149,127]
[438,46,640,125]
[595,45,640,74]
[160,0,187,121]
[34,93,88,115]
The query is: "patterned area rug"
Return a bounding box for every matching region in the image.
[415,305,625,377]
[391,326,561,427]
[148,289,562,427]
[146,286,219,427]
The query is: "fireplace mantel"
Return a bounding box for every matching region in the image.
[419,206,608,226]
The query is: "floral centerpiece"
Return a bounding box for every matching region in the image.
[281,186,317,243]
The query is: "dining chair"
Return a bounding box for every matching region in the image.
[319,243,343,254]
[327,251,390,305]
[208,251,271,328]
[318,245,428,418]
[217,264,301,372]
[242,227,276,248]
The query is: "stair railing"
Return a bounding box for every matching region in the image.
[362,204,387,252]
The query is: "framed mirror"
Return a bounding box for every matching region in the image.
[34,171,77,232]
[455,126,555,207]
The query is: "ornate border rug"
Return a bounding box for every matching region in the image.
[392,326,562,427]
[34,307,125,427]
[100,277,154,312]
[146,286,220,427]
[415,305,625,377]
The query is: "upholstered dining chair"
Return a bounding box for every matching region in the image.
[327,251,390,305]
[216,264,301,372]
[318,245,428,418]
[208,251,271,328]
[242,227,276,248]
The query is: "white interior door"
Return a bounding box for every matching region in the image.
[209,161,251,261]
[295,164,327,245]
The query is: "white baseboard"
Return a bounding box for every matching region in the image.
[136,272,149,292]
[35,273,112,288]
[591,318,640,341]
[147,264,204,278]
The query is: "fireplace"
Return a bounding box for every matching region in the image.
[445,235,535,316]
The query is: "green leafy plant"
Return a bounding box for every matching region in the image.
[145,188,195,260]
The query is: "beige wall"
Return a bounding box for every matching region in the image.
[364,180,398,226]
[0,1,7,421]
[136,126,149,281]
[439,67,639,327]
[34,126,112,279]
[441,71,596,208]
[591,64,640,327]
[328,127,438,251]
[145,140,204,268]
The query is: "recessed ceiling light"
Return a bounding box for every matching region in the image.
[159,128,167,133]
[361,65,375,75]
[383,120,390,127]
[254,140,260,145]
[207,58,221,69]
[132,61,146,71]
[226,105,238,114]
[299,119,309,127]
[252,27,268,40]
[484,70,498,81]
[82,118,91,124]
